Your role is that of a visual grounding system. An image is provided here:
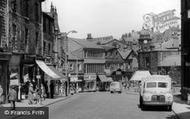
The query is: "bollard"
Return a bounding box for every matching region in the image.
[187,93,190,105]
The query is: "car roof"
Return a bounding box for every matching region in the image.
[142,75,171,82]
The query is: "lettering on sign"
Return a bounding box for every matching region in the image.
[143,9,180,33]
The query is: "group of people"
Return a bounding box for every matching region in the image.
[28,83,46,105]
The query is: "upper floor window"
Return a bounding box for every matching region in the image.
[78,63,82,71]
[48,43,51,55]
[69,63,74,71]
[43,41,46,54]
[11,0,17,12]
[25,0,29,17]
[35,3,39,22]
[35,32,38,46]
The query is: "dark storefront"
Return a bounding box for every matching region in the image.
[0,52,11,103]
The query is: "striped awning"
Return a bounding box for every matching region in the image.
[36,60,66,81]
[98,75,113,82]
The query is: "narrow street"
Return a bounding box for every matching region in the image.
[49,91,176,119]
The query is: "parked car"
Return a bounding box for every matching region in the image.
[110,81,122,93]
[139,75,173,111]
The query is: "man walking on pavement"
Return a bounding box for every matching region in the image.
[8,86,17,110]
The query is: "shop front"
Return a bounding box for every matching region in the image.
[84,73,97,92]
[98,75,113,91]
[70,75,82,93]
[9,54,21,101]
[0,52,11,104]
[35,60,66,98]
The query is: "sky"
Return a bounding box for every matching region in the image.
[42,0,180,39]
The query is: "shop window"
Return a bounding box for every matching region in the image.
[78,64,82,71]
[69,63,74,71]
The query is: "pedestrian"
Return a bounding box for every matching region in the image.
[28,83,35,105]
[0,85,4,104]
[50,80,54,98]
[8,86,17,110]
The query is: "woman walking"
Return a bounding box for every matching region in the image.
[8,86,17,110]
[28,83,35,105]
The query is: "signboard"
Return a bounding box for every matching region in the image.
[84,74,96,81]
[143,9,180,33]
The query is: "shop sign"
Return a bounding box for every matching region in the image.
[143,9,180,33]
[116,71,121,75]
[36,75,41,79]
[84,74,96,80]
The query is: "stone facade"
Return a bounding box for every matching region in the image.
[8,0,44,55]
[42,12,54,64]
[0,0,7,48]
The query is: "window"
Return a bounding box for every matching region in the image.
[78,64,82,71]
[48,43,51,55]
[25,0,29,17]
[158,82,168,88]
[25,28,28,45]
[12,24,17,50]
[43,41,46,54]
[11,0,16,12]
[70,63,74,71]
[146,82,156,88]
[35,32,38,48]
[25,28,28,51]
[35,3,39,22]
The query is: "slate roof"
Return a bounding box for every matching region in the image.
[70,38,104,49]
[87,36,114,44]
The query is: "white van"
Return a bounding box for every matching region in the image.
[110,81,122,93]
[139,75,173,111]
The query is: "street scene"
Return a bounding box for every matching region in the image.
[1,0,190,119]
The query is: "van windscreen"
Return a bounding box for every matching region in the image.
[158,82,168,88]
[146,82,156,88]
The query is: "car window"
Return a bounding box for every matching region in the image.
[146,82,156,88]
[158,82,168,88]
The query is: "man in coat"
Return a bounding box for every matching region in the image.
[8,86,17,110]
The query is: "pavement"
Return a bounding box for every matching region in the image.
[1,94,74,108]
[1,88,190,119]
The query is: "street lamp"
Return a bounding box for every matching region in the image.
[60,30,77,96]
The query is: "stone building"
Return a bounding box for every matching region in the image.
[8,0,45,101]
[0,0,12,103]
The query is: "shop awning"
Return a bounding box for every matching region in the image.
[36,60,66,81]
[98,75,113,82]
[10,73,18,79]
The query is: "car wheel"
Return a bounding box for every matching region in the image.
[118,91,122,94]
[110,91,113,93]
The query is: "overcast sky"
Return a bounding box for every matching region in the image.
[42,0,180,39]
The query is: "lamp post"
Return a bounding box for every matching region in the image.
[60,30,77,96]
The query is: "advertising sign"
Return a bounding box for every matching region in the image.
[143,9,180,33]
